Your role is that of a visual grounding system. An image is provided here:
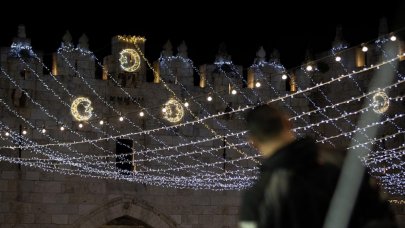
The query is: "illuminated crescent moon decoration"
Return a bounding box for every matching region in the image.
[372,92,390,114]
[71,97,93,121]
[162,98,184,123]
[119,49,141,72]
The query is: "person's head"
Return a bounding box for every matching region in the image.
[246,104,295,157]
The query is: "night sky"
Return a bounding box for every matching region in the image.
[1,1,404,69]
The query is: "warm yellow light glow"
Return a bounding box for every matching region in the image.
[41,128,46,133]
[231,89,237,95]
[306,65,313,71]
[255,82,261,88]
[373,92,390,114]
[184,102,189,107]
[99,120,104,125]
[119,49,141,72]
[71,97,93,121]
[207,96,213,102]
[390,35,397,41]
[22,130,27,135]
[282,74,288,80]
[162,98,184,123]
[335,56,341,62]
[117,35,146,44]
[362,46,368,52]
[60,126,65,131]
[139,111,145,117]
[78,123,83,128]
[119,116,124,122]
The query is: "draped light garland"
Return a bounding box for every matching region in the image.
[0,30,404,192]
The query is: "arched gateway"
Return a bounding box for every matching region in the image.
[74,197,177,228]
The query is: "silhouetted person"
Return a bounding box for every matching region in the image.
[239,104,397,228]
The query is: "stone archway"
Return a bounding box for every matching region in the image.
[73,197,177,228]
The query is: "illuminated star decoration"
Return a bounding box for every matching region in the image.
[372,91,390,114]
[162,98,184,123]
[119,49,141,72]
[71,97,93,121]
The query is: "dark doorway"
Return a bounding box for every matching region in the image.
[100,215,153,228]
[116,139,134,174]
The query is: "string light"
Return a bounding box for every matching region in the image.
[362,46,368,52]
[306,65,313,71]
[255,82,261,87]
[41,128,46,134]
[139,112,144,117]
[60,126,65,131]
[78,123,83,128]
[119,116,124,121]
[22,130,27,135]
[207,96,213,102]
[335,56,342,62]
[0,30,403,190]
[60,47,248,176]
[281,74,288,80]
[231,89,237,95]
[388,200,405,205]
[99,120,104,125]
[10,42,34,57]
[5,132,9,137]
[6,59,403,150]
[184,102,189,107]
[390,35,397,41]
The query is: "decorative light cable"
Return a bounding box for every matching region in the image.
[131,42,259,163]
[4,56,402,150]
[14,54,140,167]
[158,57,258,163]
[58,46,241,176]
[60,49,246,175]
[1,33,402,190]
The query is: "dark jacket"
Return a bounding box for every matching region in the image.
[239,138,397,228]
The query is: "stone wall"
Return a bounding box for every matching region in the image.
[0,168,241,228]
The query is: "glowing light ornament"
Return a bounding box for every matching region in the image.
[372,92,390,114]
[162,98,184,123]
[70,97,93,121]
[281,74,288,80]
[119,49,141,72]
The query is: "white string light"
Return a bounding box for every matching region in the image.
[1,31,403,190]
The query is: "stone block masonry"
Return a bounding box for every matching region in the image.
[0,169,241,227]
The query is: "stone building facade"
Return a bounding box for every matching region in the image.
[0,22,404,227]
